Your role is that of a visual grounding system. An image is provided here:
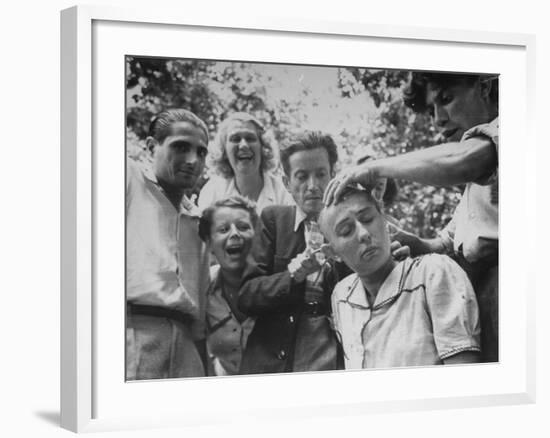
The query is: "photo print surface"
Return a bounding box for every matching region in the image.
[125,56,499,380]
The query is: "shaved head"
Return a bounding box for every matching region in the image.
[319,186,380,237]
[319,187,390,278]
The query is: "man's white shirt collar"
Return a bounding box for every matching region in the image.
[293,206,308,232]
[141,163,201,217]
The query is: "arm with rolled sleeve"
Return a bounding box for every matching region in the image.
[238,208,304,316]
[462,118,499,185]
[421,254,481,363]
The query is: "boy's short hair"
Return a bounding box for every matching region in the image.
[198,195,258,242]
[403,72,499,114]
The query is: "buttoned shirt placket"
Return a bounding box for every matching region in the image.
[206,267,256,374]
[343,277,373,368]
[338,263,406,368]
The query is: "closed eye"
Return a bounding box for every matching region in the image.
[335,221,353,237]
[357,212,375,223]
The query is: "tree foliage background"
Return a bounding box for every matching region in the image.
[126,56,463,238]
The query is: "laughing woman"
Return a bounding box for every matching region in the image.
[198,196,258,375]
[198,112,294,213]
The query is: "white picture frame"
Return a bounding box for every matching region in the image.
[60,4,536,433]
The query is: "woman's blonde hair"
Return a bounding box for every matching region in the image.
[207,112,277,178]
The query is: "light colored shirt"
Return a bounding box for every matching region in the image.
[126,160,210,338]
[439,118,499,262]
[293,206,308,233]
[206,266,255,375]
[198,171,295,213]
[331,254,480,369]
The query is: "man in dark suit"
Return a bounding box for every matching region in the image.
[238,132,347,374]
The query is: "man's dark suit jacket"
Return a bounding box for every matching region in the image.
[238,205,347,374]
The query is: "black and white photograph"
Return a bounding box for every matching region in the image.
[3,0,547,434]
[125,56,498,380]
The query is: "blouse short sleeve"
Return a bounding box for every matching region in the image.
[462,118,499,154]
[461,118,499,185]
[421,254,481,360]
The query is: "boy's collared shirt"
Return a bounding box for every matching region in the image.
[206,265,255,376]
[439,118,499,262]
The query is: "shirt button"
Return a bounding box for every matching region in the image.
[276,350,287,360]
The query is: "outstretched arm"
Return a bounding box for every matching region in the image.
[374,137,496,186]
[324,136,497,205]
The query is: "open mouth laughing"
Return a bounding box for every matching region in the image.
[225,243,245,258]
[236,152,254,162]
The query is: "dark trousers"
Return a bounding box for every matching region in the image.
[454,254,498,362]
